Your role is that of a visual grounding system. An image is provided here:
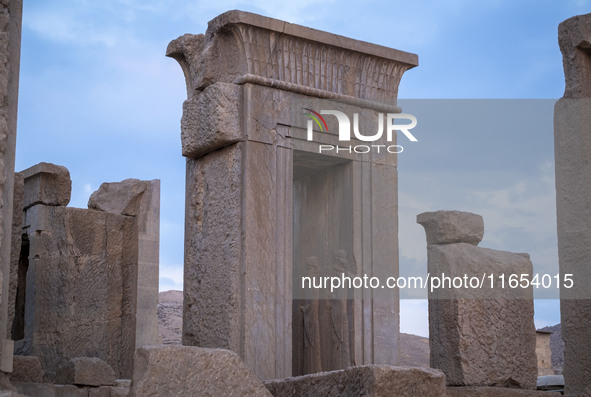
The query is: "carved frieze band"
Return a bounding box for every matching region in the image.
[233,74,401,113]
[230,24,411,104]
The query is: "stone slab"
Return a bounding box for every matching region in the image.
[426,243,537,388]
[129,346,271,397]
[264,365,447,397]
[10,356,43,383]
[447,386,561,397]
[56,357,116,387]
[417,210,484,245]
[12,382,131,397]
[0,340,12,373]
[13,382,116,397]
[425,243,533,299]
[88,179,149,216]
[179,82,242,158]
[20,162,71,210]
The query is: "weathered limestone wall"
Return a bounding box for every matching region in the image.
[0,0,22,375]
[13,165,160,379]
[418,211,537,390]
[88,178,161,351]
[554,13,591,396]
[168,10,417,380]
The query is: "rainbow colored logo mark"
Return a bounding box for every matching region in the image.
[303,108,328,133]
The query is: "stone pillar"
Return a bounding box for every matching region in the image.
[88,178,161,350]
[7,172,22,340]
[554,13,591,396]
[168,10,417,380]
[417,210,537,390]
[0,0,22,374]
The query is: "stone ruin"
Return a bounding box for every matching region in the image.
[8,164,160,380]
[555,12,591,396]
[0,3,587,396]
[417,211,538,392]
[3,163,160,395]
[0,0,22,383]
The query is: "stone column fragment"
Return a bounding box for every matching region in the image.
[7,172,22,340]
[0,0,22,375]
[88,178,161,350]
[417,210,537,390]
[555,12,591,396]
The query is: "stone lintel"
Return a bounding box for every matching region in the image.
[167,10,418,104]
[207,10,419,67]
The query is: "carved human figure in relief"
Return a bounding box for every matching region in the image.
[325,249,355,371]
[300,256,321,374]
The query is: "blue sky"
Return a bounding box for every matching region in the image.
[15,1,590,337]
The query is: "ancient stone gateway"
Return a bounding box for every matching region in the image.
[555,12,591,395]
[168,10,417,379]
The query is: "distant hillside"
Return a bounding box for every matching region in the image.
[398,333,430,367]
[157,290,183,345]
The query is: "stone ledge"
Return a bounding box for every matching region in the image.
[167,10,417,104]
[207,10,418,66]
[447,386,561,396]
[264,365,447,397]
